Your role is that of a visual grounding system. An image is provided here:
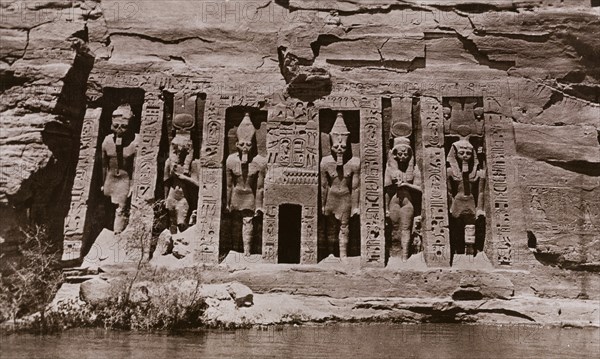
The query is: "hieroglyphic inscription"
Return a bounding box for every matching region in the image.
[131,93,163,216]
[301,206,317,264]
[196,96,227,263]
[263,100,319,264]
[360,104,385,267]
[262,204,278,263]
[485,115,512,265]
[62,108,101,260]
[420,97,451,266]
[196,168,222,263]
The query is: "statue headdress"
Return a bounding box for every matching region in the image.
[237,113,256,143]
[330,112,350,165]
[447,137,479,181]
[112,104,133,122]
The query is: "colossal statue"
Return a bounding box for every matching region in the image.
[385,137,422,260]
[320,112,360,258]
[101,104,139,234]
[446,138,486,255]
[225,113,267,256]
[164,113,199,234]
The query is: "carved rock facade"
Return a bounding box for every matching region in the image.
[0,1,598,270]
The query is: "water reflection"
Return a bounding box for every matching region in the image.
[2,324,598,359]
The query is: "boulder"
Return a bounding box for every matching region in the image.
[226,282,254,307]
[79,277,112,305]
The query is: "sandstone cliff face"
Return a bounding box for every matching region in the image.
[0,0,598,267]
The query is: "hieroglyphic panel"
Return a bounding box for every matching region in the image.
[360,99,385,267]
[262,204,278,264]
[484,109,533,267]
[62,108,102,260]
[484,115,512,265]
[263,100,319,264]
[420,97,451,267]
[130,92,163,222]
[196,168,222,263]
[195,96,227,263]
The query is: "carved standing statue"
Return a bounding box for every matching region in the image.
[320,112,360,258]
[446,138,486,255]
[164,113,199,234]
[225,113,267,256]
[385,137,422,260]
[101,104,139,234]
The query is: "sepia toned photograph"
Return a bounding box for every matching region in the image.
[0,0,599,358]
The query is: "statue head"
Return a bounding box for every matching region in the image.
[391,137,412,164]
[171,134,192,163]
[236,113,256,164]
[447,138,479,181]
[330,112,350,166]
[453,139,474,164]
[111,104,133,137]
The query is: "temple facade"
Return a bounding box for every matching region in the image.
[61,81,541,269]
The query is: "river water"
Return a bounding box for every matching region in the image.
[1,324,598,358]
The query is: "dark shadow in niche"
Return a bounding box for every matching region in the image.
[278,204,302,264]
[317,109,361,260]
[82,88,144,256]
[219,107,267,259]
[17,29,94,255]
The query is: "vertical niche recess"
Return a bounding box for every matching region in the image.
[82,87,144,256]
[219,106,268,259]
[317,109,361,260]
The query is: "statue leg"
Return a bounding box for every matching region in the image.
[176,197,189,233]
[114,204,127,234]
[389,200,402,259]
[463,214,476,256]
[166,192,178,234]
[339,215,350,258]
[326,215,338,256]
[399,202,414,260]
[242,215,253,256]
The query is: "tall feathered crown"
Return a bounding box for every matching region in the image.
[330,112,349,143]
[112,104,133,121]
[236,113,256,142]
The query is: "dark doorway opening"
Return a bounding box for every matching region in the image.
[278,204,301,264]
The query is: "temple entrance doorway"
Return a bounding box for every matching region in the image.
[278,204,302,264]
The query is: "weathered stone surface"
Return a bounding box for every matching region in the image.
[79,277,112,305]
[226,282,254,307]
